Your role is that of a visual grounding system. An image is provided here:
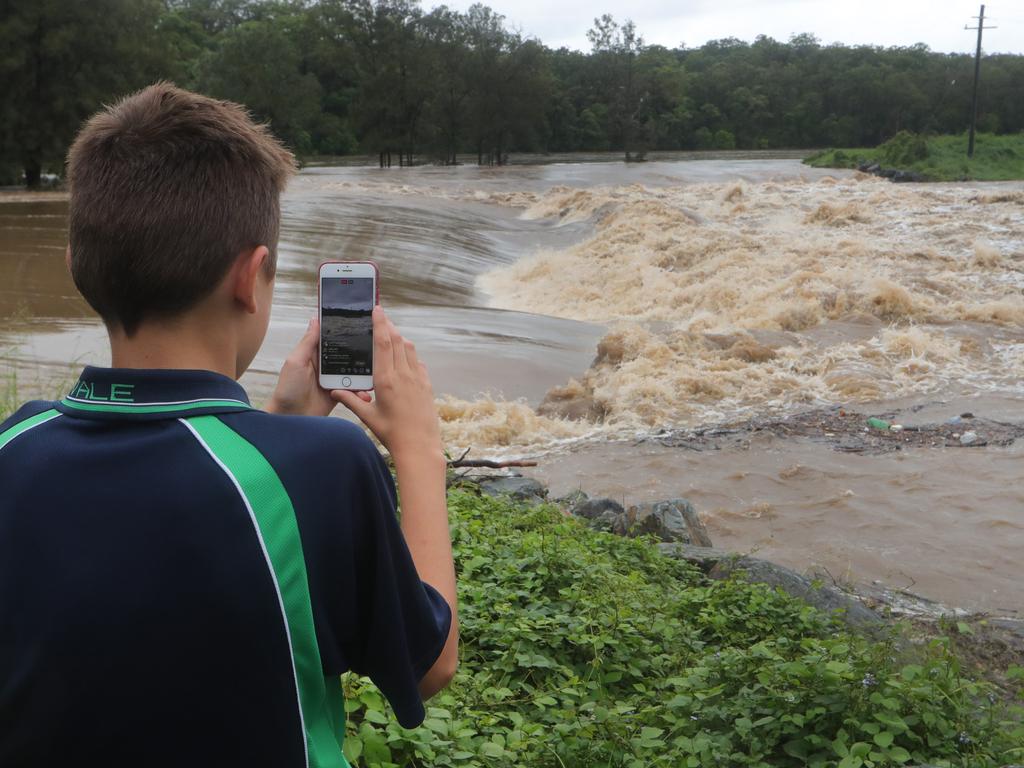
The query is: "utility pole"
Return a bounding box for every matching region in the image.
[964,5,997,158]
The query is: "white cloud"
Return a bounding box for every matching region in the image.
[428,0,1024,54]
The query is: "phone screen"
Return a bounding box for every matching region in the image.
[320,276,374,376]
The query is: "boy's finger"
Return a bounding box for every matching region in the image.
[332,389,374,422]
[404,338,420,369]
[372,306,393,379]
[386,316,409,371]
[286,317,319,364]
[299,316,320,356]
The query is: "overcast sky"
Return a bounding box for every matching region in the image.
[429,1,1023,54]
[322,277,374,311]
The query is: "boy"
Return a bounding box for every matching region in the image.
[0,83,457,767]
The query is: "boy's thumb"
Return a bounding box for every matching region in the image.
[332,389,373,421]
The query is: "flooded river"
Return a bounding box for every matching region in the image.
[2,154,1022,617]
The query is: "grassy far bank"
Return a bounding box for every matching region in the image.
[804,132,1024,182]
[2,397,1023,766]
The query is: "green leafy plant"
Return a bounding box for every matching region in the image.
[340,489,1024,767]
[877,131,929,167]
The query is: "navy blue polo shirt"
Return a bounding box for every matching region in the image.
[0,366,452,768]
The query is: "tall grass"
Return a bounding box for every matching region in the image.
[804,131,1024,181]
[1,370,17,421]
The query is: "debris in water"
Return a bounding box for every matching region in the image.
[648,406,1024,455]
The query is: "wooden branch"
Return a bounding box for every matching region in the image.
[448,459,538,469]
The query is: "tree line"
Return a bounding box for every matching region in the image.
[2,0,1022,185]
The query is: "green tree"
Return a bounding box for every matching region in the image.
[0,0,168,186]
[199,13,322,154]
[4,0,1024,179]
[586,14,647,160]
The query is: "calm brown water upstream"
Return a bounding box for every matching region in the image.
[2,156,1022,617]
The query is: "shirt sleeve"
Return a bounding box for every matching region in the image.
[343,441,453,729]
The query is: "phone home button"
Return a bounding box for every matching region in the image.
[342,376,352,387]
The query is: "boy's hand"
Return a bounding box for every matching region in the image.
[266,317,371,417]
[332,306,443,461]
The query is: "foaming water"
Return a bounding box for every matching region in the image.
[477,176,1024,434]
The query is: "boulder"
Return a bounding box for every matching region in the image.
[892,169,925,183]
[988,618,1024,652]
[571,497,625,532]
[614,499,713,546]
[553,489,589,508]
[657,542,736,573]
[572,497,624,519]
[476,476,547,506]
[708,555,886,636]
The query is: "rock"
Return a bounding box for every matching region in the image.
[476,476,547,505]
[571,497,625,532]
[657,542,735,573]
[988,618,1024,652]
[614,499,713,546]
[959,430,979,446]
[708,555,887,636]
[879,167,897,178]
[892,170,925,183]
[864,163,881,174]
[571,497,624,519]
[553,488,588,508]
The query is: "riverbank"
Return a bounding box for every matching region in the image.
[804,131,1024,181]
[348,485,1023,766]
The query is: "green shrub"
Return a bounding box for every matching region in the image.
[341,489,1024,767]
[876,131,929,167]
[693,127,713,150]
[713,129,736,150]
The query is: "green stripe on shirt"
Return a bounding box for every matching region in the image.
[0,409,61,452]
[181,414,348,768]
[61,398,250,414]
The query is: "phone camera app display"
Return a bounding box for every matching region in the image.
[321,277,374,376]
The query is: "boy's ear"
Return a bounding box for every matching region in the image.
[65,245,72,273]
[233,246,271,314]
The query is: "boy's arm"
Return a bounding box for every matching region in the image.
[391,449,459,698]
[332,307,458,696]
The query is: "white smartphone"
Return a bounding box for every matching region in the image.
[318,260,379,391]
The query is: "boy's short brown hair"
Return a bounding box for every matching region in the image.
[67,82,296,335]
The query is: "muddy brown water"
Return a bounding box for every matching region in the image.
[2,155,1022,617]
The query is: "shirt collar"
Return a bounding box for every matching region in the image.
[56,366,252,421]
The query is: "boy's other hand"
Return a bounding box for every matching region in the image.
[266,317,371,417]
[332,307,443,462]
